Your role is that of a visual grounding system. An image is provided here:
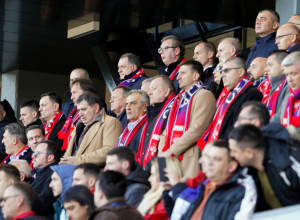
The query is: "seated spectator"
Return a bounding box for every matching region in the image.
[91,171,143,220]
[0,164,20,219]
[234,101,270,129]
[229,124,300,209]
[10,159,33,182]
[19,100,43,128]
[0,100,17,162]
[276,23,300,53]
[247,57,267,87]
[1,182,44,220]
[193,41,219,97]
[141,78,152,94]
[104,147,150,207]
[50,164,75,220]
[109,86,131,129]
[30,140,61,217]
[26,125,45,153]
[138,157,182,219]
[216,38,243,64]
[58,78,96,152]
[212,63,224,98]
[116,90,148,153]
[61,92,122,166]
[165,140,257,220]
[136,75,176,170]
[63,185,95,220]
[117,53,148,90]
[39,92,66,148]
[265,50,289,118]
[159,60,216,179]
[1,123,32,165]
[198,57,262,147]
[72,163,99,194]
[289,14,300,30]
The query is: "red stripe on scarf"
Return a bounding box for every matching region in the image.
[267,78,286,119]
[44,111,63,140]
[258,78,271,105]
[282,88,300,127]
[169,58,186,81]
[118,68,146,87]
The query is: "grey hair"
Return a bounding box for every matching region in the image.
[220,38,242,53]
[282,51,300,67]
[225,57,247,71]
[127,89,150,106]
[142,78,153,85]
[161,35,185,57]
[4,123,27,145]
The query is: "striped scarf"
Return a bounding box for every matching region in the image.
[267,78,286,119]
[258,78,271,105]
[44,111,63,140]
[118,68,146,87]
[282,88,300,127]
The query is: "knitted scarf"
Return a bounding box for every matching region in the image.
[258,78,271,105]
[162,82,204,160]
[44,111,63,140]
[118,68,146,87]
[282,88,300,127]
[169,58,186,81]
[267,78,286,119]
[136,95,176,167]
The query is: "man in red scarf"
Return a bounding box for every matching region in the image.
[158,60,216,179]
[272,51,300,139]
[39,93,66,148]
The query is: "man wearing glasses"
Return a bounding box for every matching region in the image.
[198,57,262,148]
[157,35,186,93]
[275,23,300,53]
[30,140,61,218]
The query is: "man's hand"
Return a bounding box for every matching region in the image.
[59,156,76,165]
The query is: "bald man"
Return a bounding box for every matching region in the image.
[247,57,267,87]
[288,14,300,30]
[276,23,300,53]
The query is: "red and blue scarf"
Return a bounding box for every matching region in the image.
[136,95,176,167]
[58,107,80,151]
[169,58,186,81]
[267,78,287,119]
[198,77,253,149]
[258,78,271,105]
[44,111,63,140]
[118,68,146,87]
[0,145,31,165]
[282,88,300,128]
[162,82,204,160]
[116,114,147,147]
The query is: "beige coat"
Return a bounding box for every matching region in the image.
[158,88,216,180]
[64,111,123,166]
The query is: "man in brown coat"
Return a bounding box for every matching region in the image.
[61,92,122,166]
[158,60,216,180]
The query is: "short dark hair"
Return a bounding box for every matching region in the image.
[40,92,62,110]
[74,163,99,179]
[20,100,40,118]
[268,50,288,64]
[107,147,136,172]
[4,123,27,145]
[113,86,132,98]
[71,79,96,94]
[120,53,141,67]
[63,185,95,216]
[39,140,61,163]
[76,92,101,107]
[209,139,231,159]
[161,35,185,57]
[0,164,20,181]
[259,9,280,23]
[181,60,204,82]
[26,125,45,136]
[97,171,128,199]
[228,124,266,151]
[241,101,270,126]
[10,182,36,208]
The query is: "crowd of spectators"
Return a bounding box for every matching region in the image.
[0,8,299,220]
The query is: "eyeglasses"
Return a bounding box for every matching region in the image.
[275,33,293,40]
[2,195,19,203]
[158,46,177,53]
[220,67,241,74]
[288,21,300,26]
[237,116,256,122]
[32,151,49,157]
[215,65,223,72]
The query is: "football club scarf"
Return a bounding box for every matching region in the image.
[0,145,31,165]
[116,114,147,147]
[58,107,80,151]
[118,68,146,87]
[267,78,287,119]
[135,95,176,167]
[162,82,204,160]
[282,88,300,127]
[169,58,186,81]
[258,77,271,105]
[198,77,253,150]
[44,111,63,140]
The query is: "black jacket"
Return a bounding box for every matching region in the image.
[117,110,128,130]
[126,163,150,207]
[203,65,219,99]
[219,85,262,139]
[26,119,43,128]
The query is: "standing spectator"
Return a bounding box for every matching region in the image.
[246,9,279,67]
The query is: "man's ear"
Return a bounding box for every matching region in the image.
[53,103,59,112]
[32,111,38,119]
[121,160,130,171]
[88,177,97,189]
[231,46,237,57]
[47,154,55,163]
[273,21,279,31]
[228,160,239,173]
[174,47,181,56]
[207,51,214,59]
